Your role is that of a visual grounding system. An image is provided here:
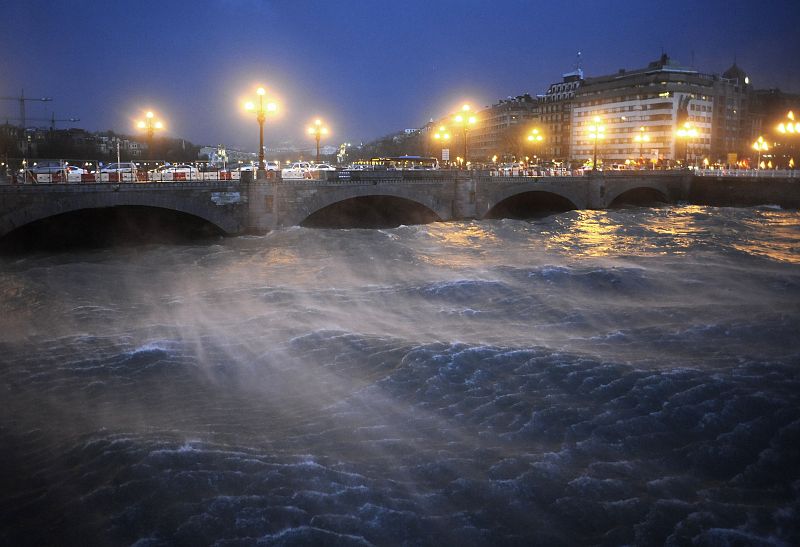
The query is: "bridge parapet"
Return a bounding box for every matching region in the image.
[0,181,247,238]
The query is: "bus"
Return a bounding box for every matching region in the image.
[352,156,439,171]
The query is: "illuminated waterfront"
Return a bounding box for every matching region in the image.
[1,205,799,544]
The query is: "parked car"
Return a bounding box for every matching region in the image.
[53,165,87,182]
[281,162,313,179]
[100,162,138,173]
[30,160,67,174]
[162,164,199,179]
[98,162,139,181]
[313,163,336,171]
[265,161,280,172]
[147,163,172,178]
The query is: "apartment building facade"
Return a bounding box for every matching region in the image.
[469,94,539,163]
[538,68,583,164]
[570,54,752,167]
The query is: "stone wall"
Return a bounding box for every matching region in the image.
[688,176,800,209]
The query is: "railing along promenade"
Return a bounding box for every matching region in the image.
[2,164,798,186]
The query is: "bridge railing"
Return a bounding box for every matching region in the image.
[694,168,799,178]
[0,158,249,185]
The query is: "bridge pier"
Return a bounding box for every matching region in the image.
[586,172,607,209]
[244,182,276,233]
[452,177,477,220]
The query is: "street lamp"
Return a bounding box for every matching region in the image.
[777,111,799,169]
[587,116,605,171]
[776,110,799,135]
[752,136,769,169]
[633,126,650,168]
[527,128,543,165]
[675,121,698,168]
[136,110,164,159]
[453,104,476,168]
[244,86,278,178]
[433,125,451,165]
[307,119,329,163]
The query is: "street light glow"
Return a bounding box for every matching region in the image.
[587,116,605,170]
[244,85,279,176]
[136,110,165,160]
[452,104,477,168]
[308,118,329,162]
[752,135,769,169]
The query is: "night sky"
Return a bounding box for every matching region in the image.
[3,0,799,152]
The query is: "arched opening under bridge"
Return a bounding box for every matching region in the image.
[0,206,226,253]
[608,187,670,208]
[484,191,578,220]
[301,196,441,229]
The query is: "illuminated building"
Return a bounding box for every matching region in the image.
[570,54,753,167]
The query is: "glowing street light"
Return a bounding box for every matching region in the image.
[136,110,164,159]
[587,116,605,171]
[777,111,798,169]
[244,86,278,178]
[752,136,769,169]
[676,121,698,167]
[527,128,543,165]
[433,125,451,165]
[307,119,329,163]
[453,104,477,168]
[633,126,650,168]
[777,110,799,134]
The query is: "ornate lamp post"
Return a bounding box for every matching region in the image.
[776,110,799,135]
[244,87,278,178]
[676,121,698,168]
[433,126,451,166]
[453,104,476,168]
[633,126,650,168]
[526,128,543,165]
[136,111,164,159]
[307,119,329,163]
[587,116,605,171]
[752,136,769,169]
[777,110,799,169]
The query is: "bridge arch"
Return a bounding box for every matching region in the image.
[0,189,241,239]
[284,185,448,228]
[483,184,583,219]
[605,181,672,208]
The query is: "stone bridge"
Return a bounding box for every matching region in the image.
[1,171,795,239]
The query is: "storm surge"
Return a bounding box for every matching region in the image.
[1,205,799,545]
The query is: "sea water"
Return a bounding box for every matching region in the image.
[1,205,798,545]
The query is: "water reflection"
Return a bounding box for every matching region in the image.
[735,209,800,263]
[546,210,639,257]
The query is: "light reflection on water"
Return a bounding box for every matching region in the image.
[734,209,800,263]
[547,210,637,257]
[0,204,799,545]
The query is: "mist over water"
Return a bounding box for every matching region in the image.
[1,205,799,545]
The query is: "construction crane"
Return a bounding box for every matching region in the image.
[0,89,53,129]
[3,113,80,131]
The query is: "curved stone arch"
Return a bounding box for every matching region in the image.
[285,185,449,227]
[483,183,584,219]
[604,181,671,207]
[0,190,240,238]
